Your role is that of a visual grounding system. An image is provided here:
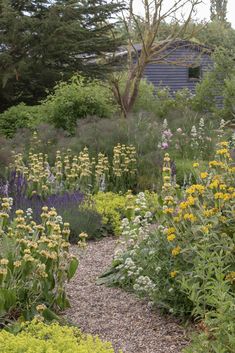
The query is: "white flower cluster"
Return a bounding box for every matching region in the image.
[26,208,33,218]
[56,215,63,224]
[112,192,154,286]
[133,275,156,293]
[135,192,147,209]
[198,118,205,141]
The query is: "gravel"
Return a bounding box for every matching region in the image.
[64,237,190,353]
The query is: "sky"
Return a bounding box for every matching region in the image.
[132,0,235,28]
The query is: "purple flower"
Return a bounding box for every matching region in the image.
[162,129,173,139]
[161,142,169,149]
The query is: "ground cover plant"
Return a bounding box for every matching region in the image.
[0,319,122,353]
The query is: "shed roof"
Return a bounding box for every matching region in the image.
[116,39,212,58]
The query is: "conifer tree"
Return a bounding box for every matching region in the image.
[210,0,228,22]
[0,0,124,110]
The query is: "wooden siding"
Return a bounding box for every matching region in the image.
[141,46,213,94]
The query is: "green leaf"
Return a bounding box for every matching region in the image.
[67,257,79,280]
[0,288,17,312]
[42,308,60,321]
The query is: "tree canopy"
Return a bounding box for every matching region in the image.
[210,0,228,22]
[0,0,124,110]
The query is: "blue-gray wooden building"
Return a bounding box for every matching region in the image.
[119,40,214,95]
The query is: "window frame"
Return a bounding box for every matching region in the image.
[188,66,202,81]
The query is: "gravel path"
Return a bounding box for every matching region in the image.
[64,237,189,353]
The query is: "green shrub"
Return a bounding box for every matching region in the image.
[0,200,78,323]
[223,75,235,119]
[0,103,44,137]
[44,75,116,132]
[65,208,103,241]
[0,319,121,353]
[174,159,208,186]
[89,192,134,235]
[182,249,235,353]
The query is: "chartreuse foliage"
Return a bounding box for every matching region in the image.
[0,319,122,353]
[0,200,78,323]
[89,191,158,235]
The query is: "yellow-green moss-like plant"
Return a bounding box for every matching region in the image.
[90,191,158,235]
[0,319,122,353]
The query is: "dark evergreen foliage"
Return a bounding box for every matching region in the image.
[0,0,125,110]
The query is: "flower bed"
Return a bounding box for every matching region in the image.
[99,142,235,351]
[0,199,78,323]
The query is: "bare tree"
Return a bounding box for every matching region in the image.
[110,0,203,117]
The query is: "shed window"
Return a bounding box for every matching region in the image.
[188,66,201,80]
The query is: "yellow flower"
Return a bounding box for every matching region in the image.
[79,232,88,239]
[209,160,222,168]
[23,254,35,262]
[15,209,24,215]
[167,227,176,235]
[226,271,235,283]
[167,234,176,242]
[216,148,230,157]
[218,141,229,147]
[173,216,181,223]
[0,212,9,219]
[170,271,178,278]
[200,172,208,179]
[201,225,211,234]
[214,192,229,200]
[13,260,22,268]
[0,258,9,265]
[183,213,197,222]
[163,208,174,214]
[172,246,181,256]
[0,268,7,275]
[186,184,205,195]
[179,201,188,210]
[193,163,199,168]
[36,304,47,312]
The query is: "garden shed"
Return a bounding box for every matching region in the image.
[119,40,213,94]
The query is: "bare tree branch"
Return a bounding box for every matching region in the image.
[111,0,204,118]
